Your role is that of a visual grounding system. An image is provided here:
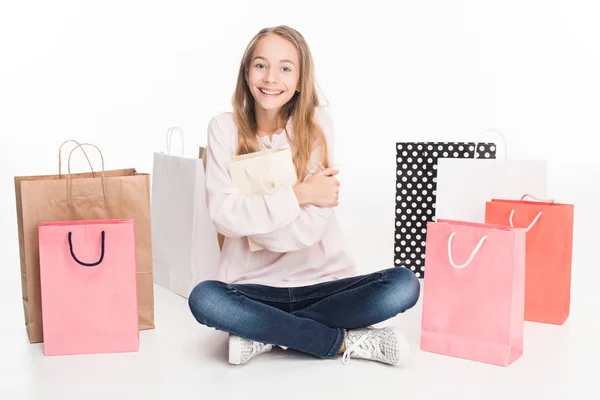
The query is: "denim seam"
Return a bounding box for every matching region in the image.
[227,272,384,304]
[288,288,294,312]
[290,271,385,303]
[228,285,290,303]
[291,272,386,314]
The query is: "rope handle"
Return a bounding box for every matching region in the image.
[68,231,105,267]
[58,140,95,178]
[509,210,543,232]
[447,232,487,269]
[66,143,107,201]
[166,127,185,156]
[245,164,279,194]
[520,193,555,203]
[473,128,507,159]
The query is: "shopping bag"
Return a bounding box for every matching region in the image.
[38,219,139,356]
[152,128,221,298]
[420,219,526,366]
[394,140,496,278]
[15,142,155,343]
[199,145,225,251]
[485,194,574,325]
[435,129,548,224]
[228,146,298,251]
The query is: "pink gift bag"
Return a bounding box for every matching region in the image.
[420,219,526,366]
[38,219,139,356]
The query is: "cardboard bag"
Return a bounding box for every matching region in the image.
[152,128,220,298]
[420,219,526,366]
[15,141,155,343]
[435,129,548,223]
[39,219,139,356]
[228,146,298,251]
[485,195,574,324]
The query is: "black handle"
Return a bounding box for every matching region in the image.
[68,231,105,267]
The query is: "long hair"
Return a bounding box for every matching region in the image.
[232,25,330,182]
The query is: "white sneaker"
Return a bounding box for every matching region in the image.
[228,334,273,365]
[342,326,409,365]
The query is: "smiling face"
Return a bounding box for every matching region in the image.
[246,34,301,113]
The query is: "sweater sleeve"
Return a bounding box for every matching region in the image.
[249,206,334,252]
[204,114,302,238]
[247,107,337,252]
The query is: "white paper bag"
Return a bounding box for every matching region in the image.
[151,127,221,298]
[228,146,298,251]
[435,129,548,223]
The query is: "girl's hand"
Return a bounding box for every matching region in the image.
[294,168,340,207]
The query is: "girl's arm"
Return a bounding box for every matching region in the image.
[204,115,303,239]
[205,110,337,250]
[248,202,334,252]
[246,108,338,252]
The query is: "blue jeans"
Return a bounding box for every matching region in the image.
[188,267,420,359]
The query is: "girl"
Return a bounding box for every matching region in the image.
[188,25,420,366]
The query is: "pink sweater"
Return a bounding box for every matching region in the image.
[204,108,357,287]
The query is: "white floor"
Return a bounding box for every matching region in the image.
[1,276,599,400]
[2,163,599,399]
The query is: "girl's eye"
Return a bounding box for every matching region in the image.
[256,63,265,69]
[282,67,291,72]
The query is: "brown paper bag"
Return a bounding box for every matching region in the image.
[15,142,155,343]
[199,146,224,251]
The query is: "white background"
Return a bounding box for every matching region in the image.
[1,1,599,398]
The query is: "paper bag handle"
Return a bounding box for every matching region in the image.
[166,127,185,157]
[509,210,542,232]
[66,143,107,200]
[447,232,487,269]
[473,128,507,159]
[520,193,555,202]
[58,140,95,178]
[68,231,105,267]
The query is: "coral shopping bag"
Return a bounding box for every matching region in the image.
[38,219,139,356]
[420,219,526,366]
[485,195,574,325]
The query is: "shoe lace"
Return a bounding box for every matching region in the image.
[342,331,383,365]
[241,340,268,363]
[251,341,267,356]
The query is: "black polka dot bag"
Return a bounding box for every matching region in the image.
[394,140,496,278]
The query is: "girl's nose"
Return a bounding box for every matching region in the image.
[265,68,279,83]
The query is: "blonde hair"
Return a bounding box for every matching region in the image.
[232,25,330,182]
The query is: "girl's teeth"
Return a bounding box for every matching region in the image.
[260,89,282,95]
